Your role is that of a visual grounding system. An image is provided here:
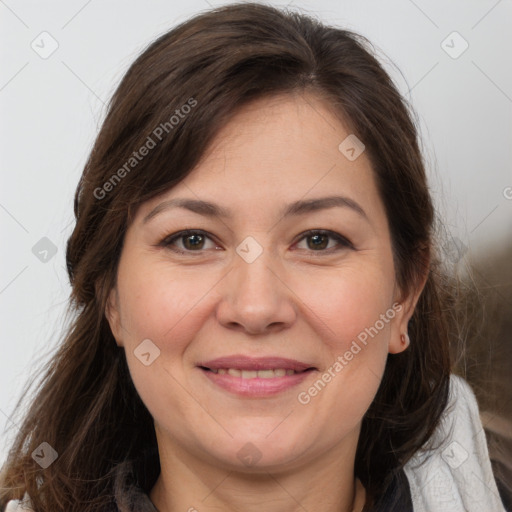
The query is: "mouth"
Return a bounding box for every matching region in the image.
[197,356,317,397]
[202,367,306,378]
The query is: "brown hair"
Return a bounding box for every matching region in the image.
[0,3,452,510]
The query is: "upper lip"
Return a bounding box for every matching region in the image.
[198,355,316,372]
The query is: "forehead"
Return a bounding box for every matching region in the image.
[194,92,361,174]
[136,92,384,225]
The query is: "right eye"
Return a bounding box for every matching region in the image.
[159,229,222,255]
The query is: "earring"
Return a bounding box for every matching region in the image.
[400,333,410,348]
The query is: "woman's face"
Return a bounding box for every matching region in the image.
[106,93,414,472]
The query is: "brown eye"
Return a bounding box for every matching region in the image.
[306,233,329,250]
[182,233,205,250]
[295,230,353,253]
[160,230,219,254]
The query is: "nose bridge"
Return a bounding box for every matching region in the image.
[235,246,276,294]
[232,239,281,305]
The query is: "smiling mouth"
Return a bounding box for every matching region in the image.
[199,367,314,379]
[199,366,316,397]
[197,357,317,397]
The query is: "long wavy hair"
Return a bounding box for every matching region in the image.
[0,3,453,510]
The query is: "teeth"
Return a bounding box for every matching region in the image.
[210,368,297,378]
[257,370,276,378]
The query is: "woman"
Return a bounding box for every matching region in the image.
[0,3,506,511]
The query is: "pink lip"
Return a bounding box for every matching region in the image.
[200,368,315,397]
[197,355,317,397]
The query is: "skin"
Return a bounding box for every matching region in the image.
[106,92,426,512]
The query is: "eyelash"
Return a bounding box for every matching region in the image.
[158,229,354,256]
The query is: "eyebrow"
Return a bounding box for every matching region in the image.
[142,195,368,224]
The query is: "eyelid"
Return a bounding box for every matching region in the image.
[158,228,354,254]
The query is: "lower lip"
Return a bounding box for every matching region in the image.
[199,368,315,397]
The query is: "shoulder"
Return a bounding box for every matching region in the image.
[404,373,506,512]
[4,494,33,511]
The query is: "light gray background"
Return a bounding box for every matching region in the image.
[1,0,511,463]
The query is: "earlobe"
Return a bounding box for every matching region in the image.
[388,303,413,354]
[388,248,430,355]
[388,312,411,355]
[105,287,123,347]
[399,332,410,349]
[389,290,417,354]
[388,271,428,355]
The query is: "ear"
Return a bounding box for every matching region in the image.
[388,259,429,355]
[105,287,124,347]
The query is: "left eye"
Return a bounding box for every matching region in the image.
[294,230,352,252]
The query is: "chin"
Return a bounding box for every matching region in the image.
[207,425,312,471]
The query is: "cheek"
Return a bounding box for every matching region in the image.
[292,265,394,409]
[296,264,394,355]
[116,262,213,346]
[115,262,221,410]
[115,264,212,423]
[291,273,393,442]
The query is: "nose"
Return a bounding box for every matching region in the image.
[215,248,297,335]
